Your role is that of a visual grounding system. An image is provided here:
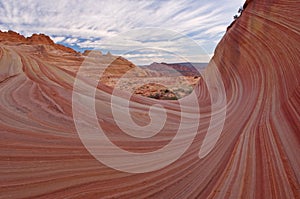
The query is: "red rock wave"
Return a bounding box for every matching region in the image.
[0,0,299,198]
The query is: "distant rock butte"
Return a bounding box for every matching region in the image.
[141,62,206,76]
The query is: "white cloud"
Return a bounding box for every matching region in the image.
[0,0,245,64]
[64,37,78,44]
[50,36,66,43]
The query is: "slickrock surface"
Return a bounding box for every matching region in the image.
[0,0,299,198]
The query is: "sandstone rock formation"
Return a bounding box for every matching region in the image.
[141,62,206,76]
[0,0,299,198]
[0,30,78,54]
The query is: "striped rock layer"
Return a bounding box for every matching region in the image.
[0,0,299,198]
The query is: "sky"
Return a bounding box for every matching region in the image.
[0,0,245,65]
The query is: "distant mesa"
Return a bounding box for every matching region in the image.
[140,62,207,76]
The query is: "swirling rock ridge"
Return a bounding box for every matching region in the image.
[0,0,299,198]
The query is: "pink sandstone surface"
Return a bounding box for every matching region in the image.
[0,0,299,198]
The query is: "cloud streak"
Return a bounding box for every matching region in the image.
[0,0,245,64]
